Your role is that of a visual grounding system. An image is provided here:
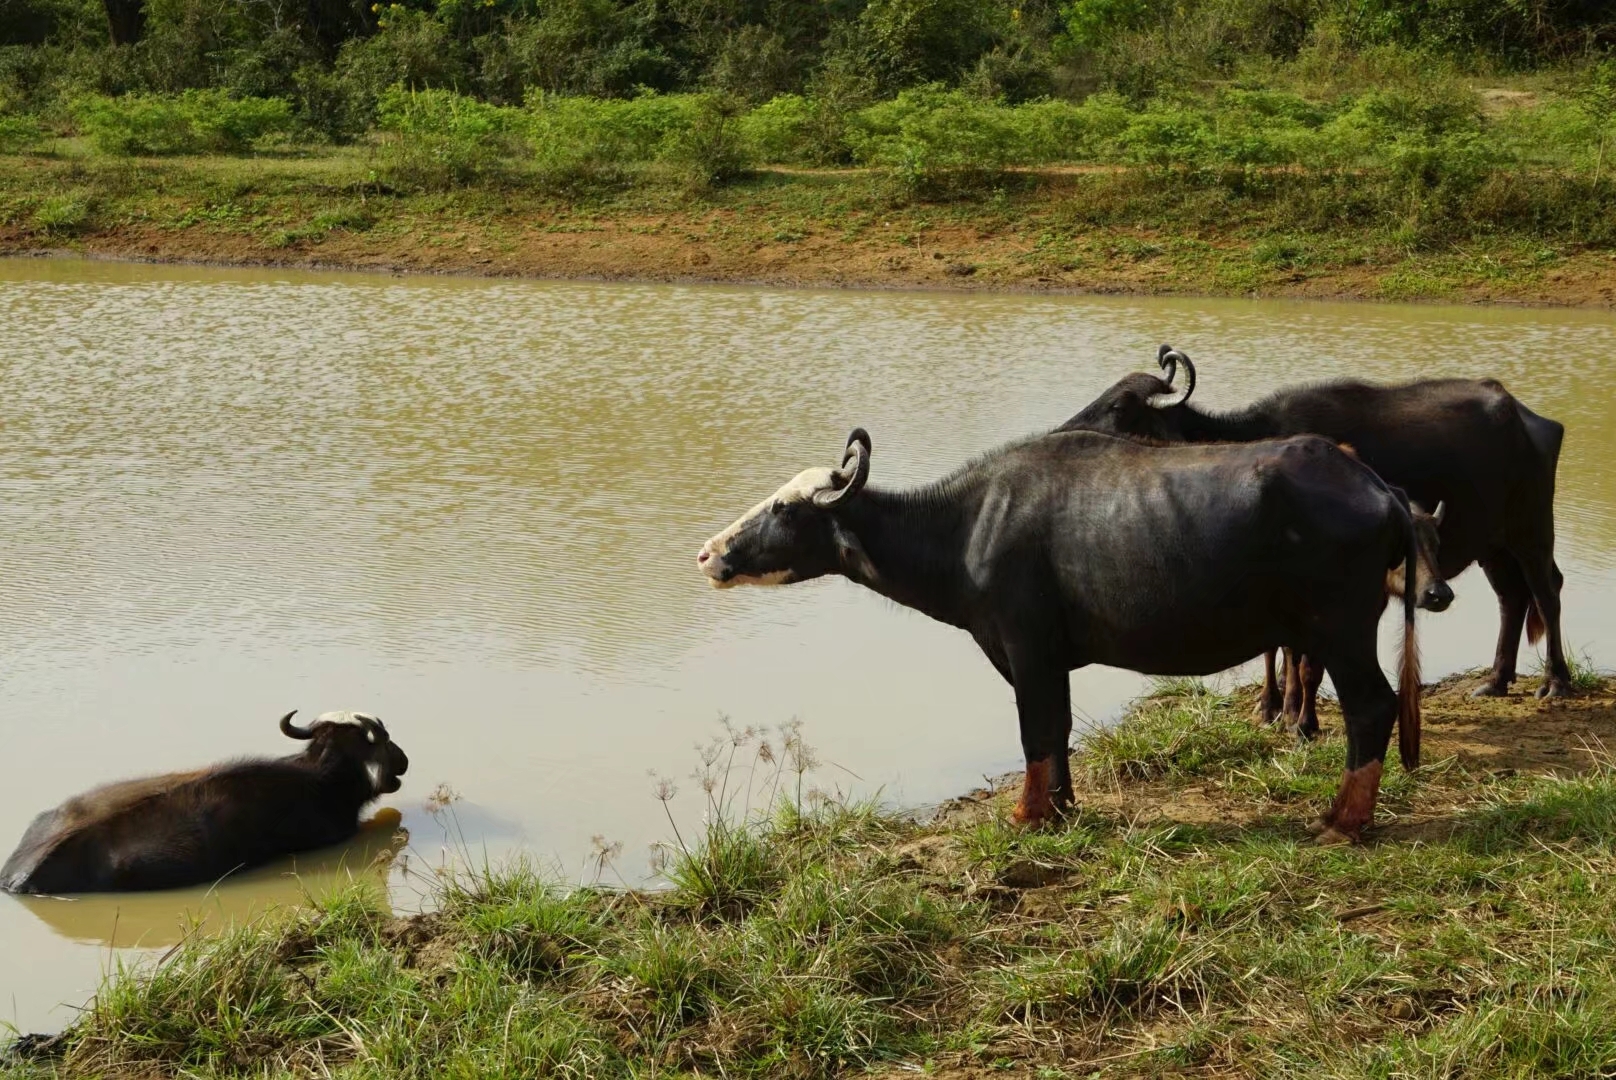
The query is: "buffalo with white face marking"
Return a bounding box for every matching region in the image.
[1,711,408,894]
[1059,345,1568,699]
[700,427,1424,842]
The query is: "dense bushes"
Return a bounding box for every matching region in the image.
[40,73,1614,213]
[2,0,1612,239]
[364,88,751,189]
[375,85,521,186]
[72,89,294,153]
[0,0,1611,138]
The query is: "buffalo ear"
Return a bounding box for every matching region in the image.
[814,430,872,509]
[830,519,877,581]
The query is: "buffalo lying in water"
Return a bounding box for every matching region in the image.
[1059,346,1569,699]
[699,427,1423,842]
[1,710,407,894]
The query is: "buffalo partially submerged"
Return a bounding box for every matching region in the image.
[1,710,408,894]
[699,428,1422,841]
[1059,346,1569,698]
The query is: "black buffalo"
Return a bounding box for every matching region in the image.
[1059,347,1569,698]
[1,710,408,894]
[1262,488,1451,737]
[699,428,1423,842]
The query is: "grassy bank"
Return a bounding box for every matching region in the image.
[5,149,1616,303]
[6,48,1616,302]
[8,673,1616,1078]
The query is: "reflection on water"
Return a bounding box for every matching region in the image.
[13,811,406,949]
[1,256,1613,1032]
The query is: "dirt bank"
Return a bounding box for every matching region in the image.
[943,672,1616,841]
[4,157,1616,304]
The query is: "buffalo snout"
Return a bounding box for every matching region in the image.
[1420,582,1455,613]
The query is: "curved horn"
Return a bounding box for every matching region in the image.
[1156,343,1179,387]
[279,709,315,740]
[814,428,872,508]
[1431,500,1446,527]
[1149,347,1196,409]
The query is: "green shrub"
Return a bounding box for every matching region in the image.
[661,93,752,187]
[0,111,44,151]
[73,90,293,154]
[32,191,90,232]
[523,90,702,189]
[850,85,1037,195]
[1017,92,1131,161]
[1113,104,1217,168]
[374,85,525,189]
[854,0,1005,91]
[741,93,818,164]
[289,62,373,143]
[467,0,673,101]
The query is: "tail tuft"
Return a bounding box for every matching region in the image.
[1398,507,1422,771]
[1399,625,1422,771]
[1526,603,1545,645]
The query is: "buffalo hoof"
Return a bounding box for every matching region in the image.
[1471,678,1513,698]
[1537,677,1573,700]
[1011,803,1058,829]
[1307,815,1361,844]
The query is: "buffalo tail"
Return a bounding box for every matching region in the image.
[1524,561,1564,645]
[1398,506,1422,771]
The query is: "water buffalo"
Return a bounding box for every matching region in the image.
[698,427,1422,842]
[1,710,408,894]
[1059,346,1569,698]
[1261,491,1451,737]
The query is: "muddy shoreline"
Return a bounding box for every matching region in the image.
[4,155,1616,304]
[8,224,1616,306]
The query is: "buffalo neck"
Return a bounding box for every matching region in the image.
[832,482,981,629]
[1175,404,1280,443]
[280,749,374,811]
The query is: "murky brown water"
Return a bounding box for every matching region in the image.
[2,256,1614,1032]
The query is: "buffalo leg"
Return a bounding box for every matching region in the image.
[1053,698,1075,808]
[1282,648,1305,729]
[1313,650,1396,844]
[1474,552,1531,697]
[1008,659,1072,826]
[1519,553,1572,698]
[1295,654,1325,740]
[1259,650,1284,726]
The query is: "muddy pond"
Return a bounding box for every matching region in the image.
[2,257,1614,1031]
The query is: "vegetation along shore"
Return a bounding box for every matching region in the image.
[2,0,1615,301]
[6,671,1616,1078]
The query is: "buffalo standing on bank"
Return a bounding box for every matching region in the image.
[1059,346,1569,699]
[699,427,1423,841]
[1,710,407,894]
